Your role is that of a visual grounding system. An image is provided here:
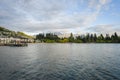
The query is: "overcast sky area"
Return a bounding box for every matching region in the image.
[0,0,120,35]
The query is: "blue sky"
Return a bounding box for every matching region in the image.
[0,0,120,35]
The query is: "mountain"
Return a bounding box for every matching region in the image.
[17,31,34,39]
[0,26,34,39]
[0,26,12,32]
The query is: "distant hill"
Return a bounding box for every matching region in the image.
[0,26,12,32]
[17,31,34,39]
[0,26,34,39]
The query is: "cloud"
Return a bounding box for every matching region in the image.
[99,0,111,5]
[88,0,111,11]
[87,24,120,35]
[0,0,116,34]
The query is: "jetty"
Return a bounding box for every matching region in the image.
[5,43,28,47]
[0,43,28,47]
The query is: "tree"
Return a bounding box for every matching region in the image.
[85,33,90,42]
[105,34,111,43]
[111,32,119,43]
[68,33,74,42]
[97,34,105,43]
[90,34,94,42]
[35,32,120,43]
[36,33,44,42]
[93,33,97,42]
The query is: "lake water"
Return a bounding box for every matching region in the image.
[0,43,120,80]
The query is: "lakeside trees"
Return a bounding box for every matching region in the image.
[36,32,120,43]
[36,33,60,43]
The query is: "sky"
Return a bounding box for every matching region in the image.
[0,0,120,35]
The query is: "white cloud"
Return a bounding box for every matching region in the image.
[99,0,111,5]
[0,0,115,34]
[87,24,120,35]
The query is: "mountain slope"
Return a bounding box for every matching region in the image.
[0,26,34,39]
[0,26,12,32]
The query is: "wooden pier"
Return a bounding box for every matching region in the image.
[0,43,28,47]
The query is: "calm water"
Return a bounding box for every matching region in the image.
[0,43,120,80]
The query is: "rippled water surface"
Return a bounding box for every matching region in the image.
[0,43,120,80]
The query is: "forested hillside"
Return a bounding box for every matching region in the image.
[0,26,33,39]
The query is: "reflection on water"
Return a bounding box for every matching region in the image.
[0,43,120,80]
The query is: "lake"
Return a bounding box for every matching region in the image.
[0,43,120,80]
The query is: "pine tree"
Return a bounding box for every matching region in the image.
[68,33,74,42]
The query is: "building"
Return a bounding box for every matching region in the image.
[0,37,34,44]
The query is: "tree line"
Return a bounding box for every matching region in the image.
[36,32,120,43]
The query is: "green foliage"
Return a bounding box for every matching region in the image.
[45,39,56,43]
[59,38,69,43]
[74,39,83,43]
[36,32,120,43]
[36,33,60,43]
[68,33,74,42]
